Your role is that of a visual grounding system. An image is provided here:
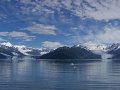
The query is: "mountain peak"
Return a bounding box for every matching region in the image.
[14,45,27,48]
[0,41,51,57]
[0,42,13,47]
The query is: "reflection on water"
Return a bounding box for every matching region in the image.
[0,58,120,90]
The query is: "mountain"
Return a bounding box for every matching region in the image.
[40,43,120,59]
[107,43,120,51]
[1,41,120,59]
[83,43,107,51]
[14,45,51,56]
[0,42,24,57]
[83,43,120,59]
[107,43,120,59]
[0,41,51,58]
[0,53,8,59]
[86,43,120,59]
[14,45,41,56]
[40,46,101,59]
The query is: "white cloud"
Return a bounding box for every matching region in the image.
[2,0,120,21]
[84,0,120,20]
[23,23,57,35]
[0,32,9,36]
[18,0,120,20]
[72,25,120,44]
[41,41,63,49]
[0,31,35,41]
[1,0,120,21]
[95,26,120,43]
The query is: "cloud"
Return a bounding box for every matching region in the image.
[41,41,63,49]
[72,25,120,44]
[18,0,120,20]
[84,0,120,20]
[1,0,120,21]
[94,26,120,43]
[0,31,35,41]
[23,23,57,35]
[1,0,120,46]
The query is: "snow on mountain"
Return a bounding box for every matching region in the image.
[0,53,11,57]
[0,41,120,59]
[75,43,115,59]
[0,42,13,47]
[83,43,107,51]
[0,41,51,57]
[106,43,120,51]
[14,45,32,55]
[74,42,120,54]
[14,45,51,56]
[76,42,111,56]
[76,43,106,51]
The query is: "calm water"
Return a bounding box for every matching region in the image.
[0,58,120,90]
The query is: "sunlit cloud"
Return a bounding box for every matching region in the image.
[22,23,57,35]
[41,41,63,49]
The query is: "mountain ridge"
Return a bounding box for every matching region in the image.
[0,41,120,59]
[40,46,101,59]
[40,43,120,59]
[0,41,51,58]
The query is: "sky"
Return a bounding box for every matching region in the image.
[0,0,120,48]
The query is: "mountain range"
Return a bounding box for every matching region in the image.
[39,43,120,59]
[0,41,51,59]
[0,41,120,59]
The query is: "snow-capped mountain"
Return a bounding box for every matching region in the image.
[0,42,13,47]
[1,41,120,59]
[76,43,108,55]
[106,43,120,59]
[72,43,120,54]
[76,43,120,59]
[0,41,23,57]
[14,45,51,56]
[85,44,107,51]
[14,45,32,56]
[106,43,120,51]
[0,41,51,58]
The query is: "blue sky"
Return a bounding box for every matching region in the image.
[0,0,120,48]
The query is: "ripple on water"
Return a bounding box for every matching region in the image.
[0,59,119,90]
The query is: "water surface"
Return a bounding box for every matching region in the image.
[0,58,120,90]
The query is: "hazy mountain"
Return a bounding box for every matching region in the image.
[84,43,120,59]
[107,43,120,59]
